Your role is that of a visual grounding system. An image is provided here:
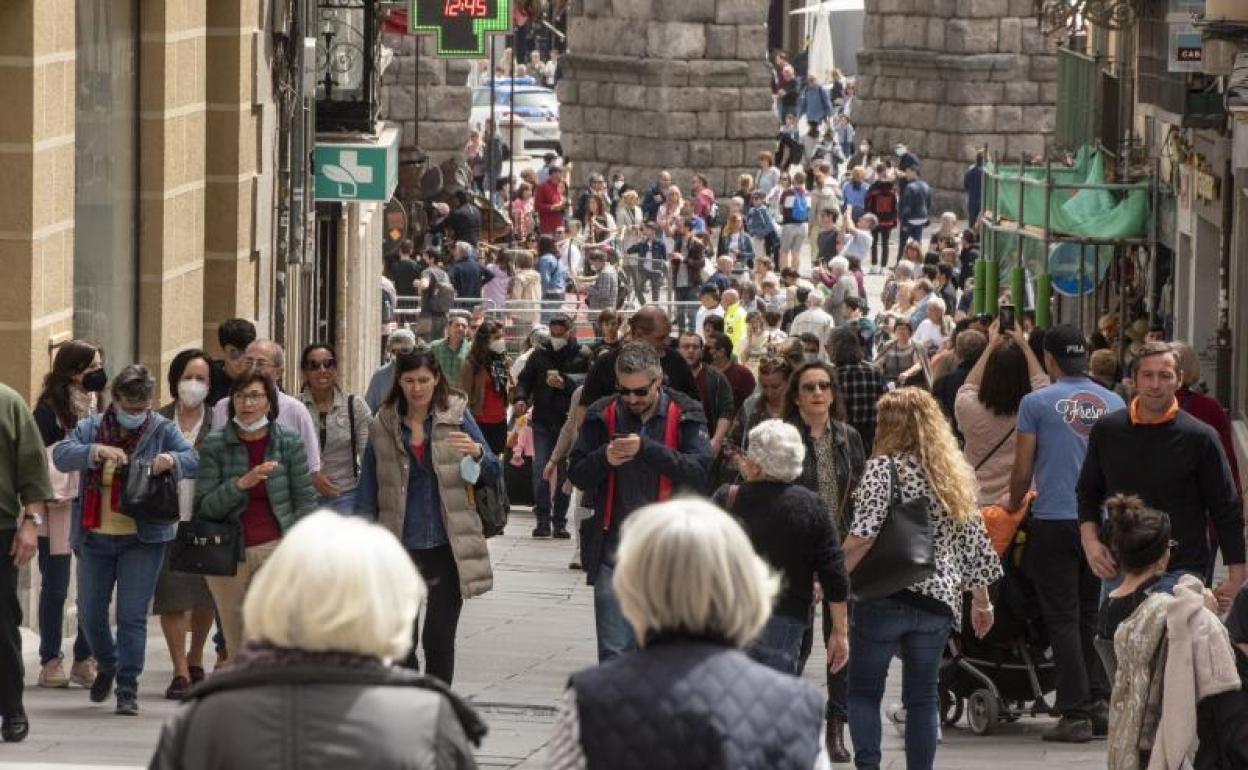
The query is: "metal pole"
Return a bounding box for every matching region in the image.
[508,41,517,246]
[488,36,496,198]
[414,24,420,150]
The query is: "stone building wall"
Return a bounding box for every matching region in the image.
[855,0,1058,214]
[558,0,777,193]
[381,33,474,164]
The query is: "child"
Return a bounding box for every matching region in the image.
[695,285,725,341]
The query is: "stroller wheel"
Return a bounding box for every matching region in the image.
[939,689,963,727]
[967,689,999,736]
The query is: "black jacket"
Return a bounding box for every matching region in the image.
[789,416,866,537]
[147,656,485,770]
[571,637,824,770]
[445,202,482,246]
[569,389,712,583]
[447,256,492,300]
[514,339,592,431]
[582,345,699,405]
[714,480,849,619]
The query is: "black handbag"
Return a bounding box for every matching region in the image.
[850,457,936,602]
[117,460,180,525]
[168,518,239,577]
[471,475,509,539]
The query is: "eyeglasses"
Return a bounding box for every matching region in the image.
[617,381,656,398]
[243,357,273,369]
[304,359,337,371]
[800,381,834,394]
[233,391,268,404]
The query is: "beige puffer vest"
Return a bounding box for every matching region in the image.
[370,394,493,598]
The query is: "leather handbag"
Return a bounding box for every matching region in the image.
[117,460,180,525]
[168,518,239,577]
[850,457,936,602]
[468,475,509,539]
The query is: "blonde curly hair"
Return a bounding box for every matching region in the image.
[871,388,980,523]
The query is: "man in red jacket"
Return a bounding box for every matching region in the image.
[535,164,569,235]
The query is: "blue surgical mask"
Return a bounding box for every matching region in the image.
[115,409,147,431]
[232,416,270,433]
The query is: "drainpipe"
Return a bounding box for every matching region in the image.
[1216,159,1234,408]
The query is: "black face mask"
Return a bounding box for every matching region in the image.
[82,368,108,393]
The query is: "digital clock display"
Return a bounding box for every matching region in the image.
[411,0,509,58]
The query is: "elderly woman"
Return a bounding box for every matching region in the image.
[874,318,931,388]
[194,370,317,660]
[844,388,1001,770]
[147,512,486,769]
[713,419,849,676]
[783,360,866,761]
[548,499,829,770]
[54,365,199,716]
[912,297,952,354]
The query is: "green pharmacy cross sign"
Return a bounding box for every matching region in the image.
[410,0,510,58]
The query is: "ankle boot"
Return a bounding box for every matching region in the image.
[826,717,852,763]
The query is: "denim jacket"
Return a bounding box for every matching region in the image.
[54,412,199,548]
[538,252,569,294]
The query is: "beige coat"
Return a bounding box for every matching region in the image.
[510,268,542,326]
[369,395,493,598]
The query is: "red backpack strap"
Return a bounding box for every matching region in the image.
[656,400,682,502]
[602,401,618,531]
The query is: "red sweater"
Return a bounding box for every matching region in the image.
[535,179,565,234]
[1180,386,1242,493]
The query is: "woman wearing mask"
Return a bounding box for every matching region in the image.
[31,341,103,689]
[844,389,1001,770]
[459,320,512,455]
[298,344,372,514]
[194,371,316,659]
[784,360,866,762]
[355,351,500,685]
[152,349,217,699]
[54,365,198,716]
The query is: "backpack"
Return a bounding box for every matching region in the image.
[790,191,810,223]
[425,268,455,314]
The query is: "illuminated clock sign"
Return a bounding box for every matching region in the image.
[410,0,510,59]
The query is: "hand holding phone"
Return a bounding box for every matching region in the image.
[998,303,1016,332]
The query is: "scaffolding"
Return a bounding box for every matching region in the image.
[977,147,1160,369]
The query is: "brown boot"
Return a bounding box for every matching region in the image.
[826,717,852,763]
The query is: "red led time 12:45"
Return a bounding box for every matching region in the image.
[444,0,488,17]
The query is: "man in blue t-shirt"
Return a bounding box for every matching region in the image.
[1007,324,1124,744]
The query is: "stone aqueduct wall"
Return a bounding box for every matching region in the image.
[382,33,474,165]
[854,0,1058,213]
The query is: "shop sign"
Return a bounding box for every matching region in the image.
[1168,23,1203,73]
[314,127,400,203]
[409,0,511,58]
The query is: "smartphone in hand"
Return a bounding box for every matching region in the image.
[998,303,1015,331]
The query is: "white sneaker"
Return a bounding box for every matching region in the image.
[885,704,941,742]
[38,658,69,688]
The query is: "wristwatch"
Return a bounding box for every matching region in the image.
[20,510,43,528]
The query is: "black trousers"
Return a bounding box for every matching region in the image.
[798,598,848,721]
[478,420,507,457]
[405,545,464,685]
[871,227,894,268]
[0,529,24,717]
[1026,519,1108,719]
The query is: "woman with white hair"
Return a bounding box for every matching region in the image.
[713,419,849,676]
[147,512,486,769]
[912,296,951,353]
[547,499,828,770]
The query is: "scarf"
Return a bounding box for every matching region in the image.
[1129,396,1180,425]
[68,386,96,424]
[488,353,509,394]
[81,406,150,530]
[232,641,385,673]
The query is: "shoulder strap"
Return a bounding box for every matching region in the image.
[657,400,682,502]
[347,394,359,479]
[973,426,1015,471]
[725,484,740,513]
[888,456,902,506]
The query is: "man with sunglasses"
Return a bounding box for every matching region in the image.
[569,342,712,661]
[206,318,257,406]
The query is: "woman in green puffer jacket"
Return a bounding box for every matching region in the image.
[194,370,316,659]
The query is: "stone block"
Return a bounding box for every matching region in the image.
[944,81,1001,104]
[584,106,612,133]
[903,20,926,49]
[862,15,883,48]
[1009,0,1034,15]
[655,0,715,22]
[994,105,1023,132]
[869,76,895,100]
[989,56,1027,81]
[596,134,631,163]
[1022,105,1056,134]
[689,59,752,86]
[690,140,714,168]
[931,0,958,16]
[700,168,727,195]
[629,139,688,168]
[1004,80,1040,104]
[647,21,706,58]
[926,18,947,51]
[1021,18,1048,54]
[713,140,744,167]
[560,105,585,133]
[424,86,471,120]
[740,86,773,111]
[1040,80,1059,103]
[727,110,775,140]
[946,19,999,54]
[698,110,730,139]
[655,110,700,139]
[1030,54,1057,81]
[736,24,768,59]
[957,0,1008,17]
[1006,133,1046,159]
[388,84,416,121]
[893,77,918,102]
[446,60,473,85]
[882,18,907,48]
[999,18,1021,53]
[611,0,652,17]
[614,84,648,110]
[557,79,578,105]
[705,24,737,58]
[959,105,997,132]
[877,0,905,12]
[715,0,763,25]
[608,109,640,136]
[635,58,689,87]
[960,133,1006,161]
[709,87,740,111]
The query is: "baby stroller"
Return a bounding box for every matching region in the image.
[938,530,1058,735]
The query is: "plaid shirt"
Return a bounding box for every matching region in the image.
[836,360,887,437]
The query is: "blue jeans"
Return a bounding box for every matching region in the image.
[37,537,91,665]
[848,598,953,770]
[594,562,637,662]
[531,421,569,528]
[317,487,359,515]
[748,614,807,675]
[901,223,925,249]
[76,533,166,697]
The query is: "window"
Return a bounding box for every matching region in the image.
[74,0,138,365]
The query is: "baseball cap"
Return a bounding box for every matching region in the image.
[1043,324,1088,368]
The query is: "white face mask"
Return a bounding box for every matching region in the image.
[549,337,568,351]
[178,380,209,408]
[488,339,507,355]
[232,416,270,433]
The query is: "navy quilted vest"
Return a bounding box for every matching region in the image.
[571,638,825,770]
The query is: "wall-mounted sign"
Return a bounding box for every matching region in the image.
[1195,169,1220,202]
[314,125,401,203]
[409,0,511,58]
[1168,23,1203,72]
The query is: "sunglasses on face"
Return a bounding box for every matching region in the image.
[617,382,655,398]
[390,346,415,356]
[800,381,834,394]
[304,359,337,371]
